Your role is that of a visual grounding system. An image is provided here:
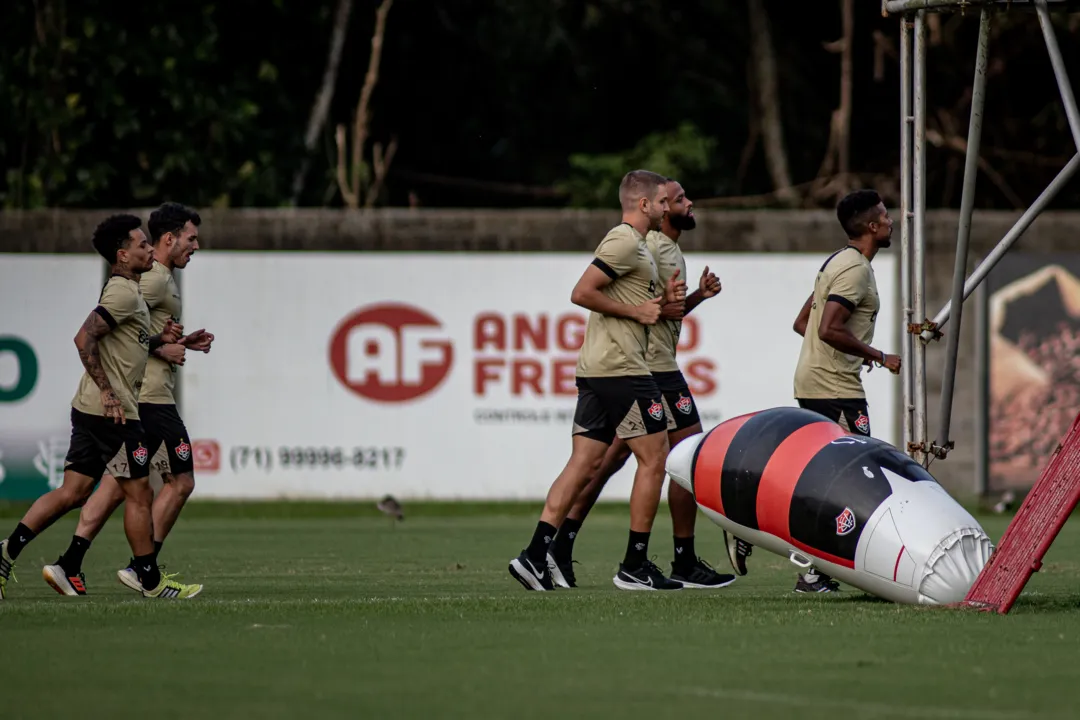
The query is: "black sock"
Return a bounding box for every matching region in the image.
[525,521,557,564]
[550,518,582,563]
[153,540,163,562]
[623,530,651,570]
[6,523,37,560]
[673,535,695,570]
[58,535,92,575]
[134,554,161,590]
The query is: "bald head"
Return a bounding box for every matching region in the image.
[619,170,667,212]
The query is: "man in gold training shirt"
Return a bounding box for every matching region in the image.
[0,215,201,600]
[509,170,689,592]
[44,202,214,597]
[545,178,735,590]
[725,188,901,594]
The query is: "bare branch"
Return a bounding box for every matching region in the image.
[290,0,354,206]
[335,123,357,208]
[925,128,1025,209]
[349,0,394,208]
[365,136,398,209]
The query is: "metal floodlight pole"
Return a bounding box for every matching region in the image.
[899,16,915,456]
[925,152,1080,337]
[912,10,929,466]
[925,0,1080,338]
[936,8,991,456]
[1037,0,1080,149]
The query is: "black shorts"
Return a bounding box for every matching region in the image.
[653,370,701,432]
[797,397,871,436]
[572,376,669,444]
[141,403,196,476]
[64,408,151,481]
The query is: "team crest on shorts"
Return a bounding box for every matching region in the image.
[647,400,665,421]
[675,395,693,415]
[835,507,856,536]
[132,443,149,466]
[175,439,191,462]
[854,412,870,434]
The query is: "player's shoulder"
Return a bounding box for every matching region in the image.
[601,222,642,245]
[821,246,866,275]
[99,275,143,313]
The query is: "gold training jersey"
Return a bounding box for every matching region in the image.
[644,230,685,373]
[72,276,151,420]
[138,261,182,405]
[793,246,880,399]
[576,223,662,377]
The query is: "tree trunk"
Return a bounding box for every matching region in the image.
[747,0,798,206]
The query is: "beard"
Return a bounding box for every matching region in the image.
[669,212,697,232]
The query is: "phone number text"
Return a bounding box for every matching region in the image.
[228,446,406,472]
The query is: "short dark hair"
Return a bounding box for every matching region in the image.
[618,170,667,211]
[148,202,201,244]
[91,214,142,264]
[836,189,883,239]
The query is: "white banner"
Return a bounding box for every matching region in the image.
[0,255,106,499]
[180,251,897,500]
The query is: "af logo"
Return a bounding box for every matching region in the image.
[647,400,665,421]
[175,438,192,462]
[675,395,693,415]
[836,507,856,536]
[132,443,149,466]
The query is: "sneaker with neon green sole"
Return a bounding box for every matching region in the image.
[142,574,203,599]
[0,539,15,600]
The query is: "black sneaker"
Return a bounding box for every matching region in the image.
[613,559,683,591]
[794,573,841,593]
[546,553,577,589]
[724,531,752,576]
[509,550,554,591]
[670,557,737,589]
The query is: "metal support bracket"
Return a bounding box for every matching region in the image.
[907,319,941,341]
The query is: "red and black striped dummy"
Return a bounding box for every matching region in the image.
[688,406,937,569]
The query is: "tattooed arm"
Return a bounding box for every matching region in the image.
[74,308,126,424]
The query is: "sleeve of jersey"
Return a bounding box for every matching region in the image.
[95,282,139,330]
[592,234,637,281]
[825,265,868,313]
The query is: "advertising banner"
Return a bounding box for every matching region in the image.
[181,251,897,500]
[984,252,1080,493]
[0,255,104,500]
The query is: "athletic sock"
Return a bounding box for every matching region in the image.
[525,521,557,565]
[623,530,651,570]
[550,518,582,563]
[673,535,695,572]
[153,540,163,562]
[58,535,91,575]
[134,554,162,590]
[6,523,37,560]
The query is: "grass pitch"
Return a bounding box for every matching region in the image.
[1,500,1078,719]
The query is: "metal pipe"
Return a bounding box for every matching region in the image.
[974,280,989,498]
[937,7,990,453]
[913,11,929,465]
[899,17,915,456]
[924,151,1080,337]
[1035,0,1080,150]
[886,0,1071,12]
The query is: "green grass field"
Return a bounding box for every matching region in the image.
[1,500,1078,720]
